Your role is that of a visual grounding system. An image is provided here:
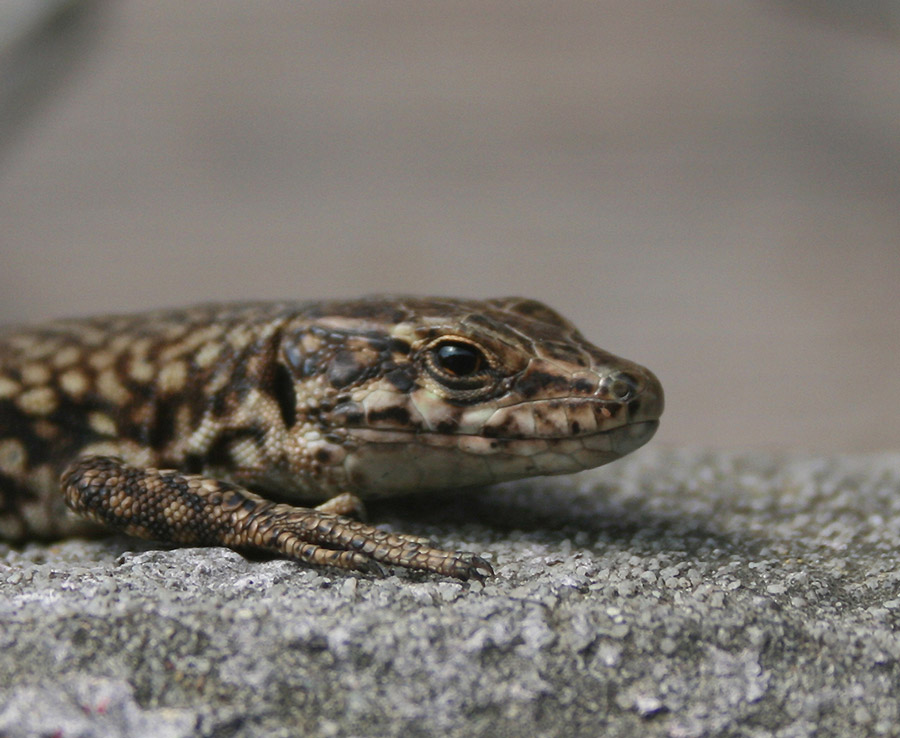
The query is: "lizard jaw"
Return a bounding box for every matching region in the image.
[340,418,660,496]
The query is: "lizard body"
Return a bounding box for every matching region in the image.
[0,297,663,579]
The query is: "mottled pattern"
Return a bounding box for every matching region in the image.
[0,297,663,578]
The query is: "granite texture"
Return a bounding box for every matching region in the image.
[2,448,900,737]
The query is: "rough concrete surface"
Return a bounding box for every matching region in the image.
[2,448,900,738]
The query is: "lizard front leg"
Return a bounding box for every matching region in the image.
[60,456,493,581]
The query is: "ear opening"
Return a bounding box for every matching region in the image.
[271,361,297,428]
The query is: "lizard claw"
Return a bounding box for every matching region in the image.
[443,552,494,581]
[351,556,387,578]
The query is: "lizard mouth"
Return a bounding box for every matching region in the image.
[348,417,659,452]
[346,388,663,444]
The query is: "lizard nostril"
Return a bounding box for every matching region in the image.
[602,372,639,403]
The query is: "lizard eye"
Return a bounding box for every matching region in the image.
[425,339,493,390]
[435,342,483,376]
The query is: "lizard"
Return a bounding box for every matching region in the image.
[0,296,663,580]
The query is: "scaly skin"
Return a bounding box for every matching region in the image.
[0,297,663,579]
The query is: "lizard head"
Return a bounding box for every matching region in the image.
[278,296,663,497]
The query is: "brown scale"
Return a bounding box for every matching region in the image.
[0,297,664,579]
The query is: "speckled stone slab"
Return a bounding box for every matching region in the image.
[2,449,900,737]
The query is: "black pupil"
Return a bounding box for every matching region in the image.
[435,343,482,377]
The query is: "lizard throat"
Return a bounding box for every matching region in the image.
[339,419,660,496]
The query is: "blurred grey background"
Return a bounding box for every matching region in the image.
[1,1,898,453]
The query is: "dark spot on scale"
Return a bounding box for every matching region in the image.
[211,392,229,417]
[367,405,410,425]
[571,421,581,434]
[364,334,391,352]
[0,471,38,507]
[204,427,265,469]
[515,371,569,399]
[572,378,594,394]
[183,454,204,474]
[481,419,523,440]
[315,448,332,463]
[435,419,458,434]
[543,342,588,367]
[148,398,177,450]
[332,402,364,425]
[328,350,366,388]
[598,403,622,420]
[385,368,415,392]
[390,338,411,355]
[169,476,190,496]
[205,438,232,469]
[224,491,245,509]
